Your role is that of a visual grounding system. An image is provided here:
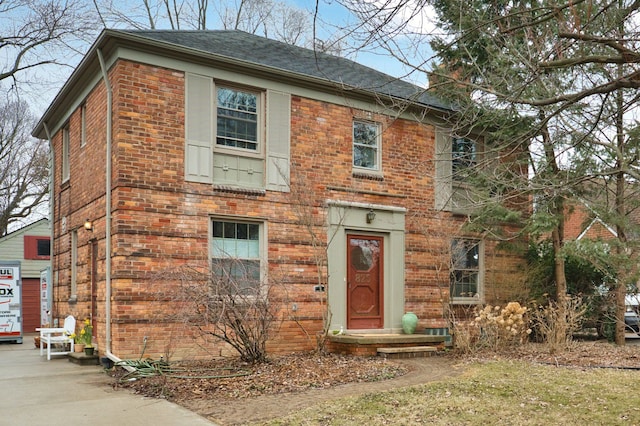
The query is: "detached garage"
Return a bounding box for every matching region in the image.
[0,219,50,332]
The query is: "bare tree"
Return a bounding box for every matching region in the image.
[94,0,313,46]
[0,98,48,236]
[0,1,99,233]
[1,0,98,93]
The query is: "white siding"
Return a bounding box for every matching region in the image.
[0,220,50,278]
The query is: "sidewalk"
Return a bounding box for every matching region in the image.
[0,334,215,426]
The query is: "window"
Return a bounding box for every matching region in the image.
[216,87,259,151]
[80,104,86,147]
[24,236,50,260]
[353,120,380,170]
[62,126,70,182]
[451,238,481,301]
[452,137,476,180]
[37,239,50,257]
[185,74,291,190]
[211,220,262,294]
[70,230,78,300]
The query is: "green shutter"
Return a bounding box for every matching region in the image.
[435,127,452,211]
[185,73,213,183]
[266,90,291,192]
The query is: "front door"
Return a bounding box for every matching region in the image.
[347,235,383,329]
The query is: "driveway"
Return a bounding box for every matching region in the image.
[0,334,215,426]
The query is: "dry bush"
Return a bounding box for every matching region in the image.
[158,262,281,363]
[529,295,587,353]
[452,302,531,353]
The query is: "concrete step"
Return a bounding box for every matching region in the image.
[68,351,100,365]
[377,346,437,359]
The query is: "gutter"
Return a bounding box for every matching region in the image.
[97,48,122,367]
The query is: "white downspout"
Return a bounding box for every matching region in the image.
[97,48,121,365]
[43,123,54,326]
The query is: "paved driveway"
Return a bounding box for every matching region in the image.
[0,334,215,426]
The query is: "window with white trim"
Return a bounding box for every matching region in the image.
[451,238,482,302]
[353,120,380,171]
[211,220,262,294]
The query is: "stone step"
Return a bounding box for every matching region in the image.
[377,346,437,359]
[68,351,100,366]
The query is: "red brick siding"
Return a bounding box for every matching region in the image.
[49,59,527,359]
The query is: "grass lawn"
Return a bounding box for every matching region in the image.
[258,360,640,425]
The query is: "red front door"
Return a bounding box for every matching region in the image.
[347,235,383,329]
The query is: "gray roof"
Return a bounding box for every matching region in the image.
[120,29,450,111]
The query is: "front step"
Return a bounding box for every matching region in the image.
[328,333,446,356]
[377,346,437,359]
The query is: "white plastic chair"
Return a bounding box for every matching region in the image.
[37,316,76,360]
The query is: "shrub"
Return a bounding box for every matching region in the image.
[529,296,587,353]
[453,301,531,353]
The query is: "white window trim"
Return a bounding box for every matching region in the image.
[352,119,382,173]
[450,238,483,305]
[213,84,265,160]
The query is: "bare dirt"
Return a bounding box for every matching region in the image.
[111,340,640,425]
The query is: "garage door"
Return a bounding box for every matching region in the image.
[22,278,40,332]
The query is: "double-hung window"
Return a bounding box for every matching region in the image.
[451,238,482,302]
[216,87,259,152]
[80,104,87,147]
[452,137,477,180]
[62,125,70,182]
[353,120,380,171]
[211,220,262,294]
[185,73,291,191]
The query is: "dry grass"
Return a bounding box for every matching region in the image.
[259,358,640,425]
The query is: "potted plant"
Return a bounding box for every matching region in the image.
[79,319,94,355]
[70,332,85,352]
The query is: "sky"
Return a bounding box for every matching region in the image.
[4,0,437,117]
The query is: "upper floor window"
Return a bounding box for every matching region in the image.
[452,137,476,180]
[62,125,70,182]
[185,73,290,191]
[216,87,259,152]
[80,104,87,147]
[353,120,380,171]
[451,238,482,302]
[24,236,51,260]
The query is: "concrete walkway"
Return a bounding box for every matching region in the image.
[0,334,215,426]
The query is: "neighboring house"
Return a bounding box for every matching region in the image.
[32,29,528,360]
[0,219,51,332]
[564,199,618,242]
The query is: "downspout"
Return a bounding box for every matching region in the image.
[43,123,54,326]
[97,49,121,365]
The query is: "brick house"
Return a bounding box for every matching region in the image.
[32,29,527,361]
